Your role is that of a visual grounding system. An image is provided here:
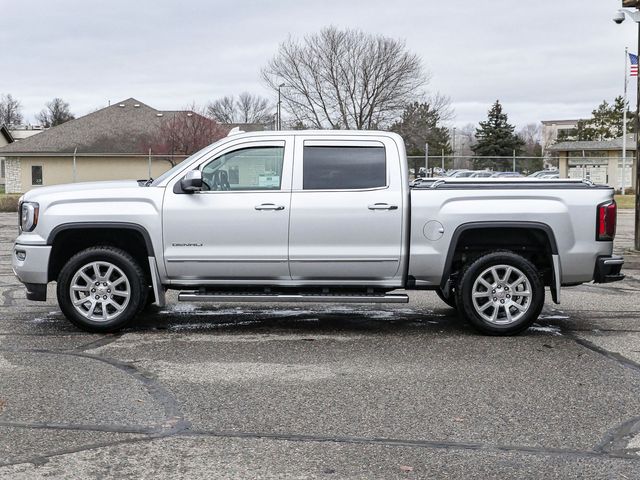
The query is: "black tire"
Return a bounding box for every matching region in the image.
[138,289,163,316]
[57,246,148,333]
[435,287,457,309]
[138,287,157,313]
[455,251,544,336]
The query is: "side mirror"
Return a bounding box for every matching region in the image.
[181,170,203,193]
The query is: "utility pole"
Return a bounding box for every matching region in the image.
[277,83,285,131]
[623,47,629,194]
[615,2,640,249]
[635,17,639,250]
[425,143,429,177]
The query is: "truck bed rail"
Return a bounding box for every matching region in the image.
[410,178,607,190]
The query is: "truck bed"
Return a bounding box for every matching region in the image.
[407,178,615,287]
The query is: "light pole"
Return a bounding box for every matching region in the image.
[615,3,640,250]
[277,83,286,131]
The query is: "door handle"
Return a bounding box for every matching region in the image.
[368,203,398,211]
[255,203,285,211]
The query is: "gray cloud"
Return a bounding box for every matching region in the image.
[0,0,635,128]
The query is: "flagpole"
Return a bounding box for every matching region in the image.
[623,47,628,194]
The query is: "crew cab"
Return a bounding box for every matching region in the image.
[12,130,624,335]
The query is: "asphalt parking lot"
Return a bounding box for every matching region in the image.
[0,211,639,479]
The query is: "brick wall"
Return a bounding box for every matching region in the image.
[5,157,22,193]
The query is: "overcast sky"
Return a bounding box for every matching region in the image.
[1,0,638,129]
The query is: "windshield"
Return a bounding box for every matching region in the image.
[148,142,221,187]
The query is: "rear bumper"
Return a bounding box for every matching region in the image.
[593,255,625,283]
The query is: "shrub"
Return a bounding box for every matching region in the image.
[0,195,21,212]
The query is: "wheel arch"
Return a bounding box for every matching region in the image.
[47,223,155,283]
[440,221,560,303]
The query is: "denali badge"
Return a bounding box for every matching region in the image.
[172,243,203,247]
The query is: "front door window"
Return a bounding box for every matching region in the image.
[201,146,285,191]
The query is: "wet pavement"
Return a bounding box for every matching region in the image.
[0,211,639,479]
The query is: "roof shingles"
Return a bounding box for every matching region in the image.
[549,135,637,152]
[0,98,193,155]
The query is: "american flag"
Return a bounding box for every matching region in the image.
[630,53,639,77]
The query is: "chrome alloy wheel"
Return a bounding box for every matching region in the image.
[471,264,532,325]
[69,261,131,322]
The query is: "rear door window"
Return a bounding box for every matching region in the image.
[303,146,386,190]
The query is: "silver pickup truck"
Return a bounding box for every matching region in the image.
[12,130,624,335]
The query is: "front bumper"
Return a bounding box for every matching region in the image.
[593,255,625,283]
[12,244,51,300]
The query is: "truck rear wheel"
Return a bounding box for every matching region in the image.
[455,251,544,335]
[56,246,148,333]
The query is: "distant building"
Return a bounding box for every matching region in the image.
[541,119,581,152]
[0,126,14,186]
[0,98,223,193]
[10,125,47,141]
[0,125,46,187]
[548,136,636,192]
[221,122,271,132]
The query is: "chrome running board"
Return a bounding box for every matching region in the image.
[178,292,409,304]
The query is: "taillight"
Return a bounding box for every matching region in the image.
[596,200,617,241]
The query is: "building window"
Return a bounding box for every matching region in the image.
[303,146,386,190]
[32,166,43,186]
[0,159,4,179]
[568,151,607,158]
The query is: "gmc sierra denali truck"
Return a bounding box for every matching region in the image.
[12,130,624,335]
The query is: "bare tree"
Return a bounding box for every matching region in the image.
[518,123,542,156]
[207,96,235,124]
[144,104,229,166]
[36,97,75,127]
[426,93,455,123]
[262,27,428,129]
[457,123,477,157]
[0,94,23,126]
[207,93,273,124]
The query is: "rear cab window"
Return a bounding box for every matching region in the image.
[302,144,386,190]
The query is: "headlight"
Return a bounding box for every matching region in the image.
[19,202,39,232]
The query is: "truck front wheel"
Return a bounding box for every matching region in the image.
[455,252,544,335]
[56,246,148,333]
[435,288,457,309]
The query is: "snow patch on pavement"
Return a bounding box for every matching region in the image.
[538,315,570,320]
[529,325,562,336]
[160,304,423,320]
[627,433,640,454]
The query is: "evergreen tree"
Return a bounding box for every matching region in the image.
[472,100,524,170]
[390,101,451,176]
[558,96,633,142]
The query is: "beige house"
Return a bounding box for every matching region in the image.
[0,98,217,193]
[0,125,47,187]
[548,136,637,192]
[0,126,13,185]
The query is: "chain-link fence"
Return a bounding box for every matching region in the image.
[0,153,190,194]
[408,155,635,193]
[407,155,559,178]
[1,152,634,194]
